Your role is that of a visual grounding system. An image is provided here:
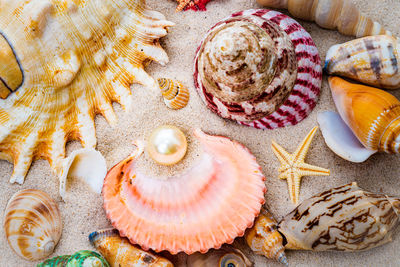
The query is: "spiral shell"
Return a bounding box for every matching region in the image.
[186,246,253,267]
[325,35,400,90]
[158,78,189,110]
[3,189,62,261]
[194,9,322,129]
[89,229,173,267]
[329,76,400,153]
[37,250,109,267]
[245,208,288,266]
[257,0,391,37]
[175,0,213,11]
[278,182,400,251]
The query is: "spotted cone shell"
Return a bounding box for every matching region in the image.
[194,9,322,129]
[0,0,174,186]
[102,130,266,254]
[4,189,62,261]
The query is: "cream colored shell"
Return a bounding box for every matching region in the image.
[0,0,174,187]
[3,189,62,261]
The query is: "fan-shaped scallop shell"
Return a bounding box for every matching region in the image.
[0,0,174,187]
[158,78,189,110]
[325,35,400,90]
[38,250,109,267]
[186,246,253,267]
[89,228,173,267]
[3,189,62,261]
[194,9,322,129]
[102,129,266,254]
[329,76,400,153]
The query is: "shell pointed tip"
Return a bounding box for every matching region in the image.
[278,253,289,266]
[88,231,98,244]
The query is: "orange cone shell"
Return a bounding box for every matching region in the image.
[102,129,266,255]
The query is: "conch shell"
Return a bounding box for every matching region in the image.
[325,35,400,90]
[37,250,109,267]
[245,208,287,266]
[246,183,400,264]
[194,9,322,129]
[4,189,62,261]
[158,78,189,110]
[186,246,253,267]
[89,228,173,267]
[256,0,391,37]
[279,182,400,251]
[102,129,266,254]
[318,76,400,162]
[0,0,174,188]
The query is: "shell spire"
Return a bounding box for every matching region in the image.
[0,0,174,190]
[256,0,391,37]
[329,76,400,153]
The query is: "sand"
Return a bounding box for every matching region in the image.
[1,0,400,266]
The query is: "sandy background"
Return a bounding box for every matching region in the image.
[1,0,400,266]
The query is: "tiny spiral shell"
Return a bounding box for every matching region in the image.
[245,208,288,266]
[158,78,189,110]
[3,189,62,261]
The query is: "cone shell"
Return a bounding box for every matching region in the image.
[102,129,266,254]
[186,246,253,267]
[0,0,174,187]
[329,76,400,153]
[89,229,173,267]
[257,0,391,37]
[245,208,288,266]
[3,189,62,261]
[158,79,189,110]
[325,36,400,89]
[194,9,322,129]
[278,182,400,251]
[37,250,109,267]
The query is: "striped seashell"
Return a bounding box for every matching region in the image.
[278,182,400,251]
[194,9,322,129]
[158,78,189,110]
[257,0,391,38]
[0,0,174,190]
[37,250,109,267]
[246,208,288,266]
[102,129,266,254]
[89,228,173,267]
[175,0,213,11]
[187,246,253,267]
[325,35,400,90]
[3,189,62,261]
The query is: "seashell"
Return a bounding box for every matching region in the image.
[89,228,173,267]
[245,208,288,266]
[256,0,391,38]
[158,78,189,110]
[0,0,174,188]
[186,245,253,267]
[194,9,322,129]
[327,76,400,157]
[102,129,266,254]
[147,125,188,165]
[175,0,213,12]
[58,148,107,199]
[325,35,400,90]
[37,250,109,267]
[278,182,400,251]
[4,189,62,261]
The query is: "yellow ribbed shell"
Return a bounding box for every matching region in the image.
[158,78,189,110]
[329,77,400,153]
[0,0,173,185]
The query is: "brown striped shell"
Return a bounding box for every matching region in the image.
[279,182,400,251]
[3,189,62,261]
[186,246,253,267]
[158,78,189,110]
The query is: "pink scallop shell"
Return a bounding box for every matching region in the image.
[194,9,322,129]
[102,129,266,255]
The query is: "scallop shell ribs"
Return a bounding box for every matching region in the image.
[194,9,322,129]
[0,0,174,186]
